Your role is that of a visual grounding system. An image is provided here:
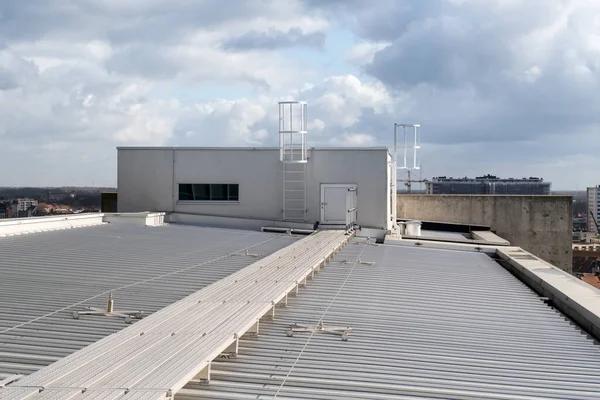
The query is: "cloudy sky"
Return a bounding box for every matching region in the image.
[1,0,599,189]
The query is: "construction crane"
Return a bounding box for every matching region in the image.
[397,170,428,193]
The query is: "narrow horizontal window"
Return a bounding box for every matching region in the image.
[178,184,239,201]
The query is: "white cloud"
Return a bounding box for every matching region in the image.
[308,118,325,132]
[0,48,176,147]
[346,41,391,65]
[330,133,376,146]
[174,75,390,147]
[521,66,542,83]
[1,0,600,189]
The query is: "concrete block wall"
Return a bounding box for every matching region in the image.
[397,195,573,272]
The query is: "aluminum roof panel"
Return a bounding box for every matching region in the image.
[186,241,600,399]
[0,224,298,379]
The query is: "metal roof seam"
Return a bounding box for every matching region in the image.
[0,233,282,337]
[185,240,600,399]
[273,239,369,398]
[0,225,300,381]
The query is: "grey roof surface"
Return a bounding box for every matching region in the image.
[0,223,298,379]
[183,240,600,400]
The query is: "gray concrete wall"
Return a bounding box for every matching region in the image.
[118,147,391,230]
[397,195,573,272]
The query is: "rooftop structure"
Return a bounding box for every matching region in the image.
[1,212,599,399]
[117,102,397,240]
[397,194,573,271]
[426,175,551,195]
[117,147,395,238]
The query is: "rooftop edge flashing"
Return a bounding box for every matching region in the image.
[471,230,510,245]
[0,212,167,237]
[497,248,600,342]
[104,212,166,227]
[0,214,105,237]
[383,237,512,254]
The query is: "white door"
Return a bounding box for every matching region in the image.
[320,184,357,225]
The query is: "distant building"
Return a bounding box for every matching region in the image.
[53,204,72,214]
[573,216,587,232]
[573,231,600,243]
[37,203,54,215]
[17,198,38,212]
[426,175,551,195]
[587,186,600,233]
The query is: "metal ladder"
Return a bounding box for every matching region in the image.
[280,101,307,221]
[283,157,306,221]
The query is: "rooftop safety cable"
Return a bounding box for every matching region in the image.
[273,239,368,398]
[0,233,283,335]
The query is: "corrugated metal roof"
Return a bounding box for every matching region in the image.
[3,227,600,400]
[181,240,600,400]
[4,231,351,400]
[0,223,299,379]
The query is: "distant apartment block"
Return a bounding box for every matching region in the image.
[426,175,551,195]
[17,198,38,211]
[587,186,600,233]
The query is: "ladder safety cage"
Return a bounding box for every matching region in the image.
[279,101,308,164]
[394,123,421,170]
[394,123,423,193]
[279,101,308,221]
